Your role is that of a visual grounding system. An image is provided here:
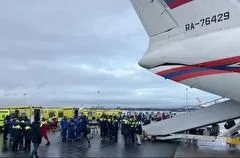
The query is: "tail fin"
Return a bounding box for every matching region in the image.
[131,0,240,38]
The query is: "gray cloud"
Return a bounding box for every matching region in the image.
[0,0,219,107]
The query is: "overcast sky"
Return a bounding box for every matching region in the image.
[0,0,220,108]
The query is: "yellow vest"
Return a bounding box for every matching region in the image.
[13,125,21,129]
[25,126,31,130]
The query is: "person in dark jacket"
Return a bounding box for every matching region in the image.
[107,115,113,141]
[122,117,131,145]
[3,115,11,140]
[129,116,135,143]
[2,116,11,152]
[99,115,108,141]
[11,121,23,152]
[24,122,32,152]
[19,118,26,151]
[31,116,42,158]
[112,116,118,142]
[80,115,91,147]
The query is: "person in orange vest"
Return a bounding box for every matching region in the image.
[40,118,50,145]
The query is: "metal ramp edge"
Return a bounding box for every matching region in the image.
[143,100,240,136]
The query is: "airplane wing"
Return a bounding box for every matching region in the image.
[143,99,240,136]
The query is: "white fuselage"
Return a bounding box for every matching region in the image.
[139,27,240,102]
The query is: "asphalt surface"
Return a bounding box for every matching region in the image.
[1,131,240,157]
[175,140,240,157]
[0,131,179,157]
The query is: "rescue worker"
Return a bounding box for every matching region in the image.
[60,116,68,142]
[3,115,11,151]
[19,118,26,150]
[122,117,131,144]
[24,122,32,152]
[121,116,126,135]
[3,115,11,140]
[107,115,113,141]
[23,116,30,124]
[41,118,50,145]
[11,121,23,152]
[99,115,108,141]
[75,116,81,141]
[80,115,91,147]
[112,116,119,142]
[31,116,42,158]
[68,118,76,142]
[135,118,142,145]
[9,118,17,146]
[129,116,136,143]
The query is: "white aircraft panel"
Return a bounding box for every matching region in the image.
[143,100,240,136]
[131,0,177,37]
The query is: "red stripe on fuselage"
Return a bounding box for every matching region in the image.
[168,0,193,9]
[171,70,231,82]
[155,56,240,81]
[157,56,240,76]
[194,56,240,67]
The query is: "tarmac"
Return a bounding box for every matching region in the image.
[0,131,240,157]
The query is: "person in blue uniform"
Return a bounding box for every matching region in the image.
[60,117,68,142]
[68,119,76,142]
[75,117,81,141]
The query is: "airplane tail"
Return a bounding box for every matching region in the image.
[130,0,240,39]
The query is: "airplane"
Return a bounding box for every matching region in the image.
[130,0,240,137]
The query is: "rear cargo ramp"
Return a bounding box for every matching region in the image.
[143,100,240,136]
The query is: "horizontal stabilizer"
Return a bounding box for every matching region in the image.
[143,100,240,136]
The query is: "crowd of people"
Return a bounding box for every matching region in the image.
[1,111,153,157]
[2,114,50,157]
[59,114,143,145]
[59,115,91,147]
